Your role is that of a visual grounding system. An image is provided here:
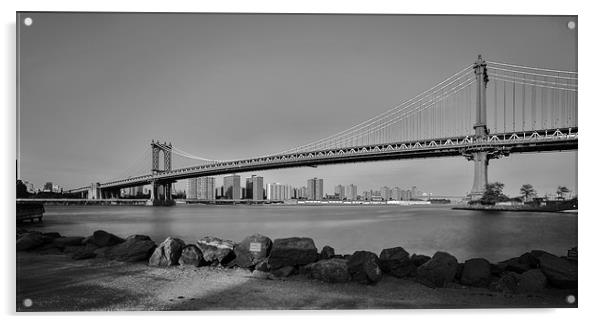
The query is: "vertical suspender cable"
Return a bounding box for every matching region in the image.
[494,79,498,133]
[522,73,526,131]
[512,72,516,132]
[502,81,506,133]
[531,83,536,130]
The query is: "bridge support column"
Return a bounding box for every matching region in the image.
[146,181,175,206]
[468,151,489,200]
[88,183,101,200]
[462,147,509,201]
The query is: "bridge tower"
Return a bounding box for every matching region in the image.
[148,140,175,206]
[464,55,508,200]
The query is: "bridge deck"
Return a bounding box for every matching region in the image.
[68,127,577,193]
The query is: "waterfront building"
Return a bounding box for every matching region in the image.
[345,184,358,201]
[267,183,291,201]
[246,175,264,200]
[293,186,307,199]
[223,174,241,200]
[307,178,324,200]
[267,183,277,201]
[381,186,391,201]
[334,185,345,200]
[245,177,253,199]
[391,187,403,201]
[186,178,198,199]
[401,189,412,200]
[197,177,215,200]
[362,191,372,201]
[334,185,345,199]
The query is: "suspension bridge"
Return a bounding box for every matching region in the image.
[67,55,578,205]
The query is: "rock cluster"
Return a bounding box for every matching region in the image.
[234,234,272,269]
[16,228,578,291]
[196,236,236,266]
[149,237,185,266]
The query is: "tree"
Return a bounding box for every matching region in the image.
[556,186,570,200]
[16,180,30,198]
[480,182,508,205]
[519,184,537,201]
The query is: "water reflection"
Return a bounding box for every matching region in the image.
[35,204,577,262]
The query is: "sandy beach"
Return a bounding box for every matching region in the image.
[16,252,576,311]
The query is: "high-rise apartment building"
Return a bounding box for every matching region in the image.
[186,178,198,199]
[223,174,241,200]
[345,184,358,201]
[402,189,412,200]
[391,187,403,201]
[197,177,216,200]
[245,175,264,200]
[381,186,391,201]
[307,178,324,200]
[362,191,372,201]
[334,185,345,199]
[267,183,291,201]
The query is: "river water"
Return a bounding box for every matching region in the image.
[34,204,577,263]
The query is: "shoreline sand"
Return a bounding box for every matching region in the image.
[16,252,576,311]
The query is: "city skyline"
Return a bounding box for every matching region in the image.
[17,14,577,198]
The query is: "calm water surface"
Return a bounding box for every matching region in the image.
[34,204,577,262]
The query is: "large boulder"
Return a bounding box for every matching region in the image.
[179,244,208,267]
[347,251,383,284]
[319,246,336,260]
[52,236,85,249]
[411,254,431,267]
[517,269,548,293]
[496,252,538,273]
[416,251,458,288]
[16,232,46,251]
[101,235,156,262]
[519,252,539,268]
[255,260,270,272]
[460,258,491,287]
[531,250,577,288]
[268,237,318,269]
[87,230,125,247]
[309,259,350,283]
[491,272,521,293]
[149,237,185,267]
[379,247,414,278]
[196,236,236,265]
[233,234,272,269]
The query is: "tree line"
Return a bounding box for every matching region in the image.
[477,182,573,205]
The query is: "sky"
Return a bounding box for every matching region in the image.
[17,13,577,197]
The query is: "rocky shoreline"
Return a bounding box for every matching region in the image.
[16,228,578,309]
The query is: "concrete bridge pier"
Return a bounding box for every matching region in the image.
[462,147,509,200]
[147,181,175,206]
[87,183,102,200]
[468,151,489,200]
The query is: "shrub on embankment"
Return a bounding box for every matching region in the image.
[16,228,577,292]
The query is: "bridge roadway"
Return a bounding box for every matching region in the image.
[68,127,577,193]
